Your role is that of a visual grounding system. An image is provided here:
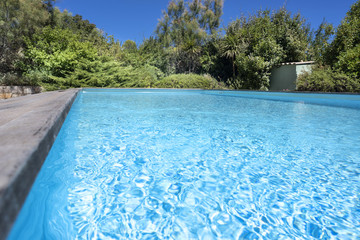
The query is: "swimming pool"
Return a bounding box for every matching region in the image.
[8,89,360,239]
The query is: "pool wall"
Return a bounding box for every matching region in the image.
[0,89,79,239]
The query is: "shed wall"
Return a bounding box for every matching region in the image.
[269,63,313,91]
[269,65,296,91]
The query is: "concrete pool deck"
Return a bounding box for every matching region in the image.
[0,89,79,239]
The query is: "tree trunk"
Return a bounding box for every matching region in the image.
[232,56,235,80]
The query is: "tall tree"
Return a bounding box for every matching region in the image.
[221,8,311,89]
[220,31,245,81]
[200,0,223,34]
[325,0,360,67]
[0,0,50,75]
[330,0,360,79]
[271,8,310,62]
[43,0,56,26]
[155,0,223,73]
[310,20,334,62]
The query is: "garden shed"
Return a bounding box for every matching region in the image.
[269,61,314,91]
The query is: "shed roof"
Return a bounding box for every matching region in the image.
[280,61,315,66]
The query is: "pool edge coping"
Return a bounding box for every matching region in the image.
[0,88,80,240]
[81,87,360,95]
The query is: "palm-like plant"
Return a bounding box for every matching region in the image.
[220,33,246,80]
[181,36,202,72]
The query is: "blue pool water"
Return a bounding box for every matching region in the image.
[9,89,360,239]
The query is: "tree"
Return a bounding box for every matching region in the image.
[43,0,56,26]
[335,44,360,79]
[199,0,223,35]
[221,8,310,89]
[139,37,172,74]
[271,8,310,62]
[0,0,50,76]
[23,26,98,79]
[180,36,202,72]
[122,40,137,53]
[155,0,223,73]
[326,1,360,65]
[156,0,223,46]
[220,32,245,82]
[325,0,360,80]
[295,0,360,92]
[309,20,334,62]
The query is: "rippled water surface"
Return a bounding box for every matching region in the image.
[9,90,360,239]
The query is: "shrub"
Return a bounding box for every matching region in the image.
[335,44,360,79]
[234,55,272,90]
[297,65,360,92]
[122,65,165,88]
[154,74,224,89]
[36,60,166,90]
[0,72,43,86]
[0,73,23,86]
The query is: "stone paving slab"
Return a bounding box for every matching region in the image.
[0,89,79,239]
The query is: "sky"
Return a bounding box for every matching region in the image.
[56,0,357,44]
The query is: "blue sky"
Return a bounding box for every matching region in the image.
[56,0,357,44]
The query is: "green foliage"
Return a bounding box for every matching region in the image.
[1,73,29,86]
[309,20,334,62]
[155,0,223,74]
[22,70,50,86]
[270,8,310,62]
[139,37,173,74]
[121,65,165,88]
[298,0,360,93]
[1,0,358,92]
[154,73,223,89]
[38,59,165,90]
[220,28,247,80]
[49,59,122,89]
[0,0,51,74]
[234,55,271,90]
[222,8,309,90]
[122,40,138,53]
[0,70,49,86]
[320,0,360,82]
[335,44,360,79]
[297,65,360,92]
[325,0,360,66]
[199,34,230,80]
[23,26,98,77]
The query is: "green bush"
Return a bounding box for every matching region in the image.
[154,74,224,89]
[23,27,98,78]
[1,73,23,86]
[335,44,360,79]
[22,71,50,86]
[233,55,272,90]
[37,61,165,90]
[297,65,360,92]
[0,72,43,86]
[122,65,165,88]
